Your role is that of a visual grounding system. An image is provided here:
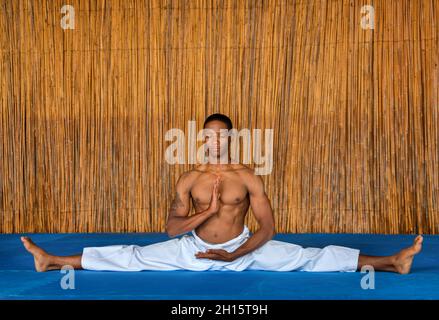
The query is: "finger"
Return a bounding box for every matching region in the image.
[196,252,221,258]
[207,249,223,254]
[195,251,209,256]
[208,249,227,257]
[195,253,220,260]
[202,254,224,261]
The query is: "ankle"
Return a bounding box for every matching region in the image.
[45,254,57,266]
[390,254,399,266]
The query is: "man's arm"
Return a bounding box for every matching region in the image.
[231,172,276,259]
[165,174,221,238]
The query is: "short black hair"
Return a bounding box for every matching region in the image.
[203,113,233,130]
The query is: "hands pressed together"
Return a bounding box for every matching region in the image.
[207,175,222,214]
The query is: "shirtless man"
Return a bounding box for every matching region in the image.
[21,113,423,274]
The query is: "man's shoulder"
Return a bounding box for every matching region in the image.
[178,168,202,180]
[233,164,258,177]
[176,168,204,187]
[192,164,209,173]
[173,169,200,193]
[232,164,264,187]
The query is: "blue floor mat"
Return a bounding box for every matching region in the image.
[0,233,438,300]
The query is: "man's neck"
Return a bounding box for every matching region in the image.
[206,155,230,164]
[205,159,233,172]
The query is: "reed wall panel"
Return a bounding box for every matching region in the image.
[0,0,438,233]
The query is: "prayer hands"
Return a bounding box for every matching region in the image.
[207,176,221,214]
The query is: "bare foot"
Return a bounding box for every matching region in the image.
[21,236,52,272]
[393,235,423,274]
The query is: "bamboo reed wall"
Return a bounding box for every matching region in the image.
[0,0,438,234]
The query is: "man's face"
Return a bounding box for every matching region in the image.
[204,120,230,159]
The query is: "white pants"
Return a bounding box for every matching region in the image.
[81,226,360,272]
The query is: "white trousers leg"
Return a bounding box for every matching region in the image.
[246,240,360,272]
[81,226,360,272]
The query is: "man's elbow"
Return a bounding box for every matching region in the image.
[165,224,177,238]
[167,231,177,238]
[265,226,276,239]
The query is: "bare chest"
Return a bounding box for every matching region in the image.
[190,174,248,206]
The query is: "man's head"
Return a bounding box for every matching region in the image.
[203,113,233,130]
[203,113,233,161]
